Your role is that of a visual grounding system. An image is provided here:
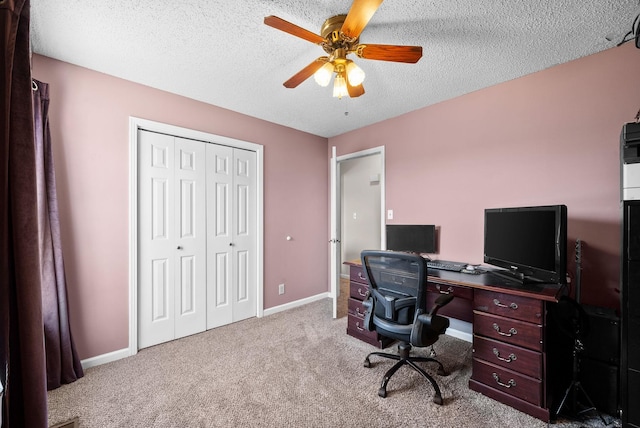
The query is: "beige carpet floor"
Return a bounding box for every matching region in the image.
[48,298,619,427]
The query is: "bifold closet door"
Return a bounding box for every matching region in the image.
[138,130,207,349]
[206,144,257,329]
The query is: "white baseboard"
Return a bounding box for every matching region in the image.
[263,292,329,316]
[446,319,473,343]
[81,348,130,370]
[84,294,330,370]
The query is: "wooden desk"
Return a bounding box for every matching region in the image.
[344,260,569,422]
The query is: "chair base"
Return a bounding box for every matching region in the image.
[363,342,447,404]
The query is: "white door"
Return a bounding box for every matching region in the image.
[206,144,257,329]
[329,147,341,319]
[138,130,207,348]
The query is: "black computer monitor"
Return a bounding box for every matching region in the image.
[484,205,567,284]
[386,224,436,254]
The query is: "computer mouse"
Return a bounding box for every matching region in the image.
[465,265,475,271]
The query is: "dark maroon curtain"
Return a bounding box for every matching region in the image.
[33,79,84,390]
[1,0,48,427]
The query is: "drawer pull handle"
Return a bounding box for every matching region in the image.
[492,323,517,337]
[492,373,516,388]
[358,272,366,281]
[355,307,364,317]
[436,285,454,295]
[355,322,365,332]
[357,288,367,298]
[492,348,517,363]
[493,299,518,310]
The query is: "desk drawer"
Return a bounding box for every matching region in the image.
[348,297,367,319]
[347,314,374,336]
[350,265,368,285]
[350,282,369,300]
[474,289,543,323]
[473,335,542,379]
[347,315,393,349]
[472,358,543,406]
[474,311,542,351]
[427,292,473,323]
[427,282,474,300]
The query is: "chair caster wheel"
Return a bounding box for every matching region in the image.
[378,388,387,398]
[363,359,371,368]
[433,394,443,405]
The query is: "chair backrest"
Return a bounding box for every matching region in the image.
[360,250,428,337]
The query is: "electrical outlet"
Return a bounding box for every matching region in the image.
[278,283,285,295]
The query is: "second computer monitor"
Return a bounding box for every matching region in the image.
[386,224,436,254]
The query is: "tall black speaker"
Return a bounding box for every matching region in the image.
[578,305,620,417]
[581,305,620,365]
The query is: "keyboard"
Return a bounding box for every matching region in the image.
[426,260,467,272]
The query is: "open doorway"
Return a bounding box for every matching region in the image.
[340,154,383,274]
[330,146,385,318]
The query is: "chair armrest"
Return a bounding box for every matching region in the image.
[362,295,374,331]
[410,309,449,345]
[429,293,454,317]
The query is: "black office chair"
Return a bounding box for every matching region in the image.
[360,250,454,404]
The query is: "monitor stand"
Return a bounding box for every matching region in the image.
[488,269,539,285]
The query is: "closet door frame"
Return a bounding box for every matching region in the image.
[128,117,264,356]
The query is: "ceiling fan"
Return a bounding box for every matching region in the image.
[264,0,422,99]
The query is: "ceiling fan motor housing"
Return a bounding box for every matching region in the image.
[320,15,359,58]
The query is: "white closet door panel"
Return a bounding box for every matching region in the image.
[174,137,207,339]
[232,149,257,322]
[214,252,230,306]
[206,144,233,328]
[236,250,249,302]
[139,130,175,348]
[151,258,170,320]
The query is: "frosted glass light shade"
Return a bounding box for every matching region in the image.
[314,62,334,87]
[346,61,365,86]
[333,73,348,98]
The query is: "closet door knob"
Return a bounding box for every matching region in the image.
[229,243,234,246]
[177,246,183,250]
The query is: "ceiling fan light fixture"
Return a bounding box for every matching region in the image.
[346,60,365,86]
[333,73,348,99]
[265,1,422,98]
[314,61,334,87]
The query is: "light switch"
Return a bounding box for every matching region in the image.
[353,212,357,220]
[387,209,393,220]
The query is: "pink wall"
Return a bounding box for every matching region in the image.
[330,42,640,310]
[32,55,329,360]
[33,42,640,360]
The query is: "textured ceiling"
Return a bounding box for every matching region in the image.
[30,0,640,138]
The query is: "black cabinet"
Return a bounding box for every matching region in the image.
[622,201,640,428]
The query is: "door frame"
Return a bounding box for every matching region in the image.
[128,117,264,355]
[330,146,385,316]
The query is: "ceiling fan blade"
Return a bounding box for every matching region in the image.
[356,44,422,63]
[283,57,329,88]
[264,15,325,45]
[341,0,384,40]
[347,80,365,98]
